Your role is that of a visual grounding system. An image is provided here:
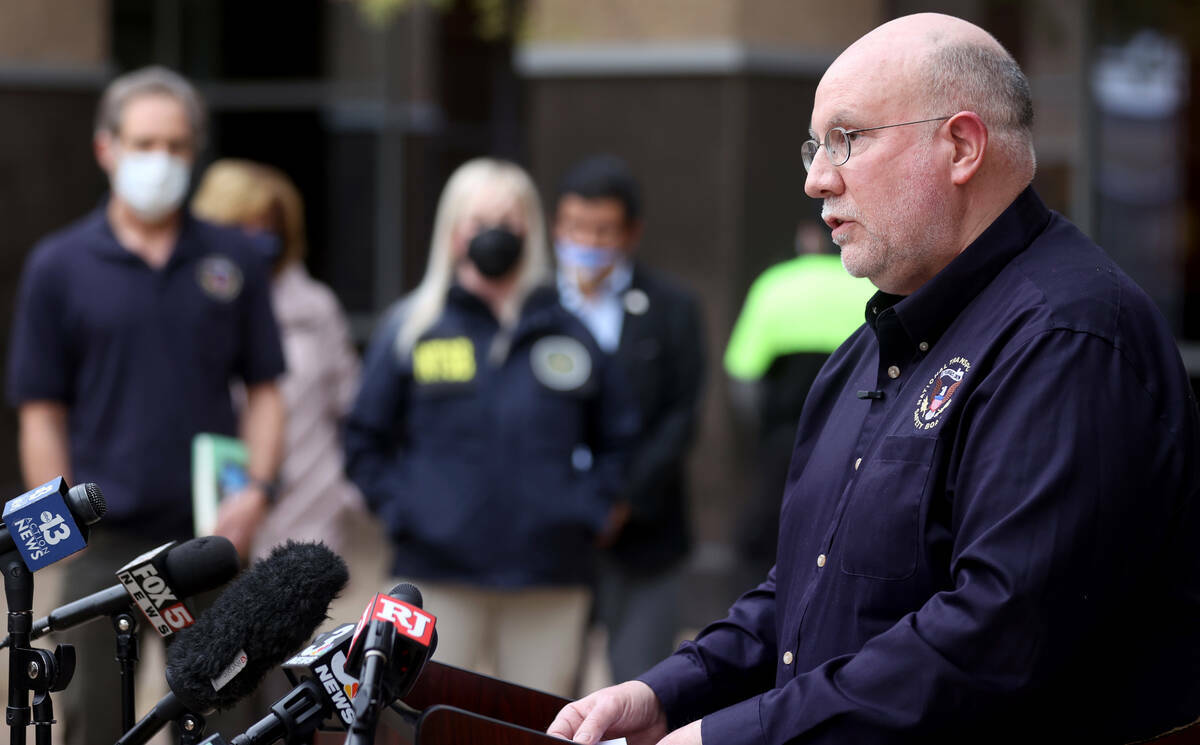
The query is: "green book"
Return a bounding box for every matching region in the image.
[191,433,249,537]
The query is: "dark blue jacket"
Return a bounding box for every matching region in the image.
[641,188,1200,744]
[602,265,705,574]
[344,285,639,586]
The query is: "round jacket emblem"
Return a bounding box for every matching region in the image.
[914,356,971,430]
[197,255,244,302]
[531,336,591,391]
[623,289,650,315]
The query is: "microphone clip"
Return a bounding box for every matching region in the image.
[856,390,886,400]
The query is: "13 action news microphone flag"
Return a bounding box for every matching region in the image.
[1,476,105,570]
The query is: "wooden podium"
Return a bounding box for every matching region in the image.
[315,661,571,745]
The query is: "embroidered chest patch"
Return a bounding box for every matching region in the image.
[413,337,476,384]
[196,255,244,302]
[914,356,971,430]
[531,336,591,391]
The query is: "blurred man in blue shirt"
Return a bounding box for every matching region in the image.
[6,66,285,745]
[549,13,1200,745]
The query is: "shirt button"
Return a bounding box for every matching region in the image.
[816,554,826,568]
[918,341,930,352]
[783,651,794,665]
[887,365,901,379]
[854,457,862,470]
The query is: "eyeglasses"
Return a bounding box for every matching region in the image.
[801,116,952,172]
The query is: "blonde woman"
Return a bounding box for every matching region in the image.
[344,158,637,696]
[192,159,381,578]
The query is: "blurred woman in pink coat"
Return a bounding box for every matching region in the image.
[192,159,387,603]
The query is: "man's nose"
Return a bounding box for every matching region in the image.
[804,148,844,199]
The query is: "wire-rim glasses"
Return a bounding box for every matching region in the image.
[801,116,952,172]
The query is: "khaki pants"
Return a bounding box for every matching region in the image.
[390,579,590,698]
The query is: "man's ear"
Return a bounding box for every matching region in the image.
[946,111,987,185]
[94,131,117,176]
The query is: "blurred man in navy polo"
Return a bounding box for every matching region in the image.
[549,13,1200,745]
[6,66,286,744]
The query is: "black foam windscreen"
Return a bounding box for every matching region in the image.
[165,541,348,712]
[164,536,240,596]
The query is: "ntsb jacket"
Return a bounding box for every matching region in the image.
[345,284,639,587]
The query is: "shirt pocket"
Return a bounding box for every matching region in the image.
[839,435,937,581]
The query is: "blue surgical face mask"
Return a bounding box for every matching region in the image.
[555,239,620,285]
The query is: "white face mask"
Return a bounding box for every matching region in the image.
[113,150,191,223]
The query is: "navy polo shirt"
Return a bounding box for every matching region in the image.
[7,204,286,539]
[640,188,1200,744]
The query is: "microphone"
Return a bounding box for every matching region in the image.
[344,584,437,745]
[115,536,240,638]
[218,583,438,745]
[0,536,239,650]
[0,477,105,570]
[212,624,359,745]
[115,541,349,745]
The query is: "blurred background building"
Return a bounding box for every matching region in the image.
[2,0,1199,624]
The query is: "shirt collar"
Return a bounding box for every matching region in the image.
[87,198,203,265]
[866,186,1051,349]
[446,282,560,322]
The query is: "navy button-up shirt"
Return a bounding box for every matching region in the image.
[6,205,286,539]
[641,188,1200,744]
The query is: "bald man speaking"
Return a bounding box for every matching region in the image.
[548,13,1200,745]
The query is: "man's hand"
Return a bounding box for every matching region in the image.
[213,486,270,559]
[547,681,668,745]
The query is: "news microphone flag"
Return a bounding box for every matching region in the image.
[346,592,436,673]
[117,541,203,638]
[282,623,360,728]
[343,585,437,745]
[2,476,105,571]
[0,536,238,650]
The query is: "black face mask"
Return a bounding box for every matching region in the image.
[467,227,523,278]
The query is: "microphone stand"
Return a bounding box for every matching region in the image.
[4,551,77,745]
[112,610,140,732]
[114,691,209,745]
[178,711,208,745]
[4,549,33,745]
[30,643,75,745]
